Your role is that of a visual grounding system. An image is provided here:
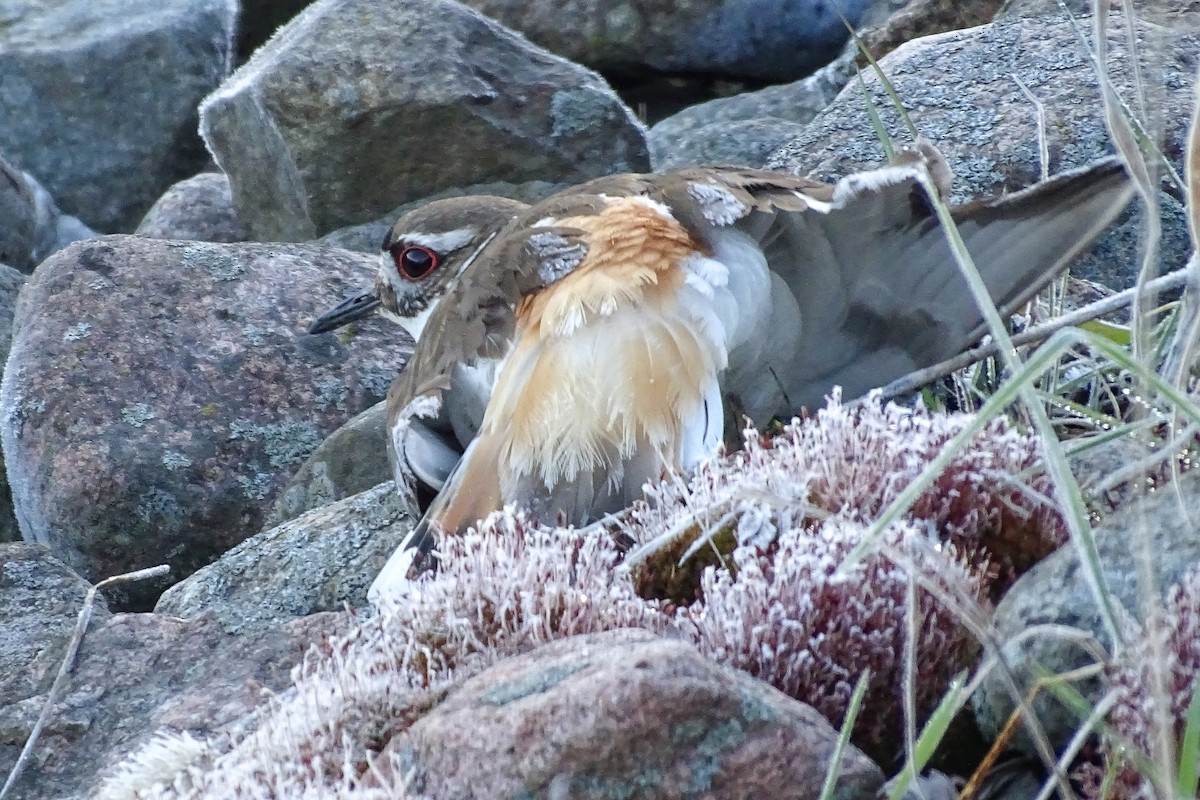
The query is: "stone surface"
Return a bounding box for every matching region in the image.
[380,629,886,799]
[0,153,36,271]
[999,0,1200,28]
[0,0,237,232]
[156,481,414,633]
[0,263,26,543]
[0,543,107,696]
[0,236,406,609]
[135,172,247,243]
[266,401,391,527]
[462,0,882,82]
[319,179,564,254]
[648,0,1002,169]
[653,117,811,170]
[22,170,98,269]
[0,606,346,800]
[0,156,96,273]
[974,469,1200,756]
[766,13,1197,290]
[201,0,649,242]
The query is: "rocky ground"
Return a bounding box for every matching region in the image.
[1,0,1198,798]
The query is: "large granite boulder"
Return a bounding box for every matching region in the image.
[135,172,247,244]
[0,236,404,608]
[200,0,649,242]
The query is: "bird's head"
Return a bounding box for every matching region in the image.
[307,195,527,340]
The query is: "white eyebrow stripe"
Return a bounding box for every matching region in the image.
[402,227,478,253]
[453,228,501,279]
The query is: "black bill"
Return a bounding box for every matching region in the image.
[307,290,382,334]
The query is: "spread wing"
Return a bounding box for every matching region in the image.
[656,153,1133,414]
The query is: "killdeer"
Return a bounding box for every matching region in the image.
[309,145,1133,596]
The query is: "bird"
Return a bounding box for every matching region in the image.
[308,144,1133,596]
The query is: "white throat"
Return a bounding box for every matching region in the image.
[380,302,437,342]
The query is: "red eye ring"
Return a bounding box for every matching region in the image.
[392,244,439,281]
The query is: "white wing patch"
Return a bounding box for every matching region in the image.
[795,191,832,214]
[526,231,588,285]
[831,163,922,205]
[687,180,749,226]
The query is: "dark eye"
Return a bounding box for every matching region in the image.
[392,244,439,281]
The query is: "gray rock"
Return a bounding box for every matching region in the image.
[462,0,884,81]
[266,401,390,527]
[0,156,96,273]
[652,117,811,170]
[973,469,1200,756]
[156,481,414,633]
[319,179,564,254]
[766,13,1197,289]
[648,0,1002,169]
[999,0,1200,28]
[0,264,26,543]
[135,172,248,243]
[200,0,649,242]
[0,543,107,700]
[379,629,886,799]
[0,153,36,271]
[24,170,99,267]
[0,0,237,232]
[0,236,407,610]
[0,262,23,373]
[0,603,346,800]
[996,0,1091,15]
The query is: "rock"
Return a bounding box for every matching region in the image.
[0,153,36,271]
[0,543,107,699]
[766,12,1197,290]
[999,0,1200,28]
[0,0,237,232]
[973,469,1200,756]
[319,179,564,254]
[0,236,406,610]
[200,0,649,243]
[652,117,811,170]
[462,0,885,82]
[997,0,1090,14]
[648,0,1002,169]
[23,171,99,268]
[0,156,96,273]
[135,172,247,243]
[378,629,886,799]
[0,602,346,800]
[0,263,26,543]
[266,402,391,527]
[156,481,414,633]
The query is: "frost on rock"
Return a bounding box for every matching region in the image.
[102,396,1067,796]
